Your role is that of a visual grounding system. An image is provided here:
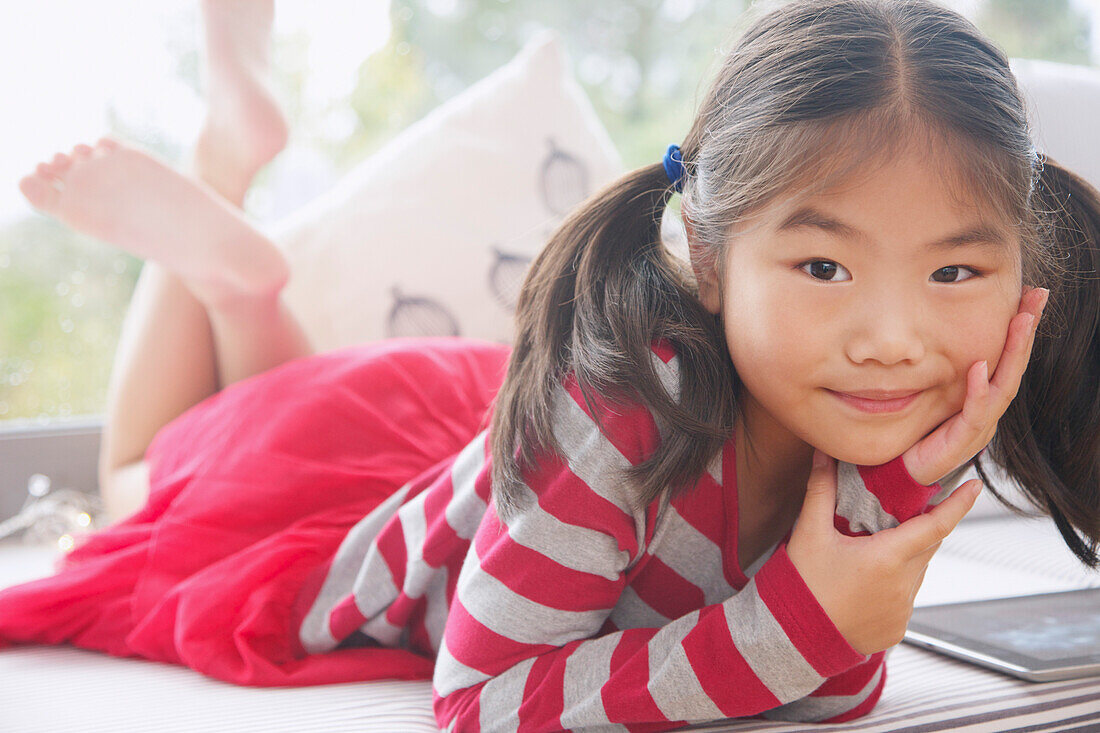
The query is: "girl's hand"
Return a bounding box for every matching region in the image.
[901,286,1050,487]
[787,450,984,656]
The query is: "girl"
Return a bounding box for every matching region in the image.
[3,0,1098,730]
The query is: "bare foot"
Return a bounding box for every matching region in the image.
[193,0,288,206]
[19,137,289,308]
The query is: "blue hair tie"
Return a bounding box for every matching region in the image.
[663,143,685,192]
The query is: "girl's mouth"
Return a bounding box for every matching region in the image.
[827,389,923,414]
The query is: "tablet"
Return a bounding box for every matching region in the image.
[903,588,1100,682]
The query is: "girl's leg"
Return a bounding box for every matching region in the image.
[192,0,289,207]
[95,261,219,518]
[18,0,303,521]
[21,140,312,521]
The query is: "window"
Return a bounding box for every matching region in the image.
[1,0,1096,427]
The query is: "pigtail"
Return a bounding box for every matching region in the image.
[487,163,737,519]
[977,156,1100,569]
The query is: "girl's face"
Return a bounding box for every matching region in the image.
[691,146,1025,468]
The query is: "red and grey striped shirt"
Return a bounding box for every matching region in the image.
[297,340,968,732]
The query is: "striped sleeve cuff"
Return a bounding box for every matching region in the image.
[855,454,941,524]
[749,543,870,681]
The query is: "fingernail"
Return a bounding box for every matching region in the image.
[979,360,988,379]
[1039,288,1050,313]
[813,449,828,468]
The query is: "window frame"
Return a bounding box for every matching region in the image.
[0,417,102,521]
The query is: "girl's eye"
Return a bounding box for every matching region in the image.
[930,265,981,283]
[798,260,851,282]
[797,260,982,283]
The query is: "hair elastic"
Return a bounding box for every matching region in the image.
[663,143,685,192]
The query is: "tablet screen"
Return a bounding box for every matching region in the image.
[907,588,1100,673]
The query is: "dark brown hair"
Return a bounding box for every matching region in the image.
[488,0,1100,568]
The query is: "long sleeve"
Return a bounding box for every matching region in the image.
[835,456,973,535]
[431,370,870,732]
[758,455,973,724]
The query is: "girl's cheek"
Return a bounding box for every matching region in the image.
[962,312,1014,376]
[942,323,1009,409]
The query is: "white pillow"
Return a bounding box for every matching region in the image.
[269,30,623,351]
[1011,58,1100,191]
[954,59,1100,522]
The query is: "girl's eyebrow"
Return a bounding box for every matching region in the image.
[775,206,1008,251]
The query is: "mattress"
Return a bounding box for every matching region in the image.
[2,514,1098,732]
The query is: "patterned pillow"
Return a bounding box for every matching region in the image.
[269,30,623,351]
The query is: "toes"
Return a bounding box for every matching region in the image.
[51,152,72,172]
[19,174,62,212]
[72,144,94,159]
[96,136,119,151]
[36,162,58,178]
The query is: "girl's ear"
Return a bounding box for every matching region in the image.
[683,204,722,315]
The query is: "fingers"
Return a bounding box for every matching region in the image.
[989,287,1049,406]
[904,357,993,486]
[795,449,837,537]
[891,479,983,556]
[926,287,1049,483]
[901,287,1050,488]
[958,357,991,434]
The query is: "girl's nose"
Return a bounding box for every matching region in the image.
[843,297,927,366]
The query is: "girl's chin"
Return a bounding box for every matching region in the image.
[843,450,906,467]
[811,413,945,467]
[817,436,916,467]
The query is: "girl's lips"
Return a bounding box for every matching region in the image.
[828,389,923,413]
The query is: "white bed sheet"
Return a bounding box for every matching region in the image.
[2,515,1098,733]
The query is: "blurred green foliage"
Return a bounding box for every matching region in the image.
[0,0,1093,424]
[0,218,139,423]
[979,0,1092,65]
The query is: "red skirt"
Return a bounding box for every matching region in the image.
[0,336,512,686]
